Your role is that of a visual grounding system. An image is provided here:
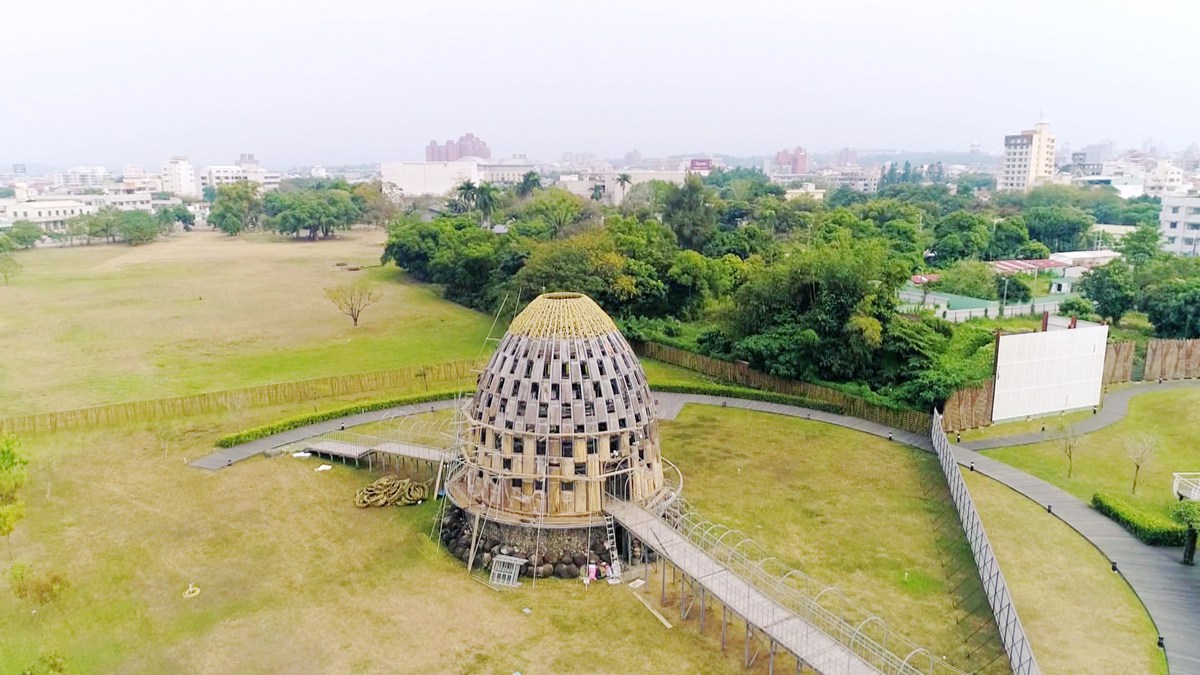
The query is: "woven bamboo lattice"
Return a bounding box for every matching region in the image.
[450,292,665,525]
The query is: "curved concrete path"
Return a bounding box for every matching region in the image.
[195,387,1200,673]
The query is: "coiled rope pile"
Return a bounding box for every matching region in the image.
[354,476,429,508]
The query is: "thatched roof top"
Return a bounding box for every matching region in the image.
[508,292,619,340]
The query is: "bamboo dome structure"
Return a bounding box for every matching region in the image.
[448,292,665,529]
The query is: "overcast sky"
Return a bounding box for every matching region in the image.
[2,0,1195,168]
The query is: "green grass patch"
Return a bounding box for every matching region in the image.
[661,404,1005,671]
[963,471,1167,674]
[985,387,1200,521]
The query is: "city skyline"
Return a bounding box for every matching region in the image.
[2,0,1198,168]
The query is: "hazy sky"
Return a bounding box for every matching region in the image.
[2,0,1196,168]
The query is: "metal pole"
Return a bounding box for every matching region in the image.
[722,606,728,651]
[661,560,667,605]
[699,589,706,632]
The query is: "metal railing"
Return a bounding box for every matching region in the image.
[1174,472,1200,501]
[643,495,965,675]
[930,412,1040,675]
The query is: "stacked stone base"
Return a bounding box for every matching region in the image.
[438,505,615,579]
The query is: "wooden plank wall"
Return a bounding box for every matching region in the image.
[1144,338,1200,381]
[942,379,995,432]
[0,358,484,435]
[1102,341,1136,385]
[636,342,930,434]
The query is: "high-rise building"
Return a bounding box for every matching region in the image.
[426,133,491,161]
[161,156,198,197]
[773,146,808,175]
[998,121,1057,192]
[1159,194,1200,257]
[835,147,857,167]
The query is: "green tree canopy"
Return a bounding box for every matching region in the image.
[209,181,263,236]
[1077,260,1137,323]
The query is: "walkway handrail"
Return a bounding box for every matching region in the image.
[1174,472,1200,501]
[626,492,967,675]
[931,411,1040,675]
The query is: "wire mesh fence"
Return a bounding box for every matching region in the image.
[930,412,1040,675]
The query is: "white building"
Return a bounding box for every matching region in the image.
[999,122,1057,192]
[51,166,112,189]
[824,169,879,193]
[5,199,96,232]
[161,156,198,197]
[1144,161,1185,197]
[557,170,687,203]
[380,157,540,196]
[199,165,247,191]
[1160,194,1200,256]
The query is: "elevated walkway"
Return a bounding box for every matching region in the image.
[607,498,903,675]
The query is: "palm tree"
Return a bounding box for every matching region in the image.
[516,171,542,198]
[456,180,478,209]
[615,173,632,192]
[475,183,500,228]
[590,183,605,202]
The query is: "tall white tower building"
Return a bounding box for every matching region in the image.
[999,122,1057,192]
[161,156,198,197]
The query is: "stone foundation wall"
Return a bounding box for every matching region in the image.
[438,506,614,579]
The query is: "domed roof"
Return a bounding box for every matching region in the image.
[449,291,665,524]
[507,292,619,340]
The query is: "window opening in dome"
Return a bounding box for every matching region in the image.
[502,457,512,470]
[587,439,598,454]
[598,421,608,432]
[516,400,527,416]
[530,383,539,398]
[561,363,569,377]
[562,440,574,457]
[549,424,559,434]
[512,478,523,489]
[592,382,602,397]
[574,462,586,476]
[571,383,582,399]
[606,400,615,414]
[580,362,590,378]
[510,381,520,396]
[584,402,594,417]
[610,378,620,393]
[597,360,606,375]
[562,480,574,492]
[574,424,584,433]
[543,363,550,378]
[523,362,532,378]
[538,402,547,418]
[513,438,524,453]
[536,440,546,455]
[619,418,627,429]
[551,384,559,400]
[609,436,619,452]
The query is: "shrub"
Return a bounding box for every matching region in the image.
[215,391,460,447]
[1091,492,1186,546]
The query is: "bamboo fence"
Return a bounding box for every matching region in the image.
[0,358,485,435]
[635,341,930,434]
[1144,338,1200,381]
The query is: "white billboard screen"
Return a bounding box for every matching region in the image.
[992,325,1109,421]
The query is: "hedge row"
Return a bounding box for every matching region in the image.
[1091,492,1186,546]
[215,391,461,448]
[650,383,846,416]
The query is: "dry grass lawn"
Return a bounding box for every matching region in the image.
[0,230,496,416]
[962,470,1167,674]
[0,406,749,674]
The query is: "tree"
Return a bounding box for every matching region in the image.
[1023,206,1095,251]
[0,254,21,285]
[209,181,263,236]
[931,260,998,300]
[7,221,43,249]
[515,171,542,198]
[456,180,478,209]
[1144,278,1200,338]
[996,274,1031,306]
[615,173,633,201]
[590,183,605,202]
[115,211,160,245]
[65,215,91,245]
[985,216,1032,260]
[350,180,397,227]
[324,284,382,327]
[522,188,586,236]
[0,435,28,556]
[1076,260,1136,323]
[202,186,217,202]
[1123,433,1157,495]
[1172,501,1200,565]
[932,212,992,263]
[1055,419,1079,478]
[662,174,717,251]
[474,183,500,228]
[1118,223,1163,268]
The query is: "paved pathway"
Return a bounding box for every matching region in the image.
[188,399,459,470]
[193,387,1200,673]
[961,379,1200,451]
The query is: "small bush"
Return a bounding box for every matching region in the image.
[216,391,460,447]
[1092,492,1186,546]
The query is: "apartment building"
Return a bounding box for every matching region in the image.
[999,122,1056,191]
[1160,194,1200,256]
